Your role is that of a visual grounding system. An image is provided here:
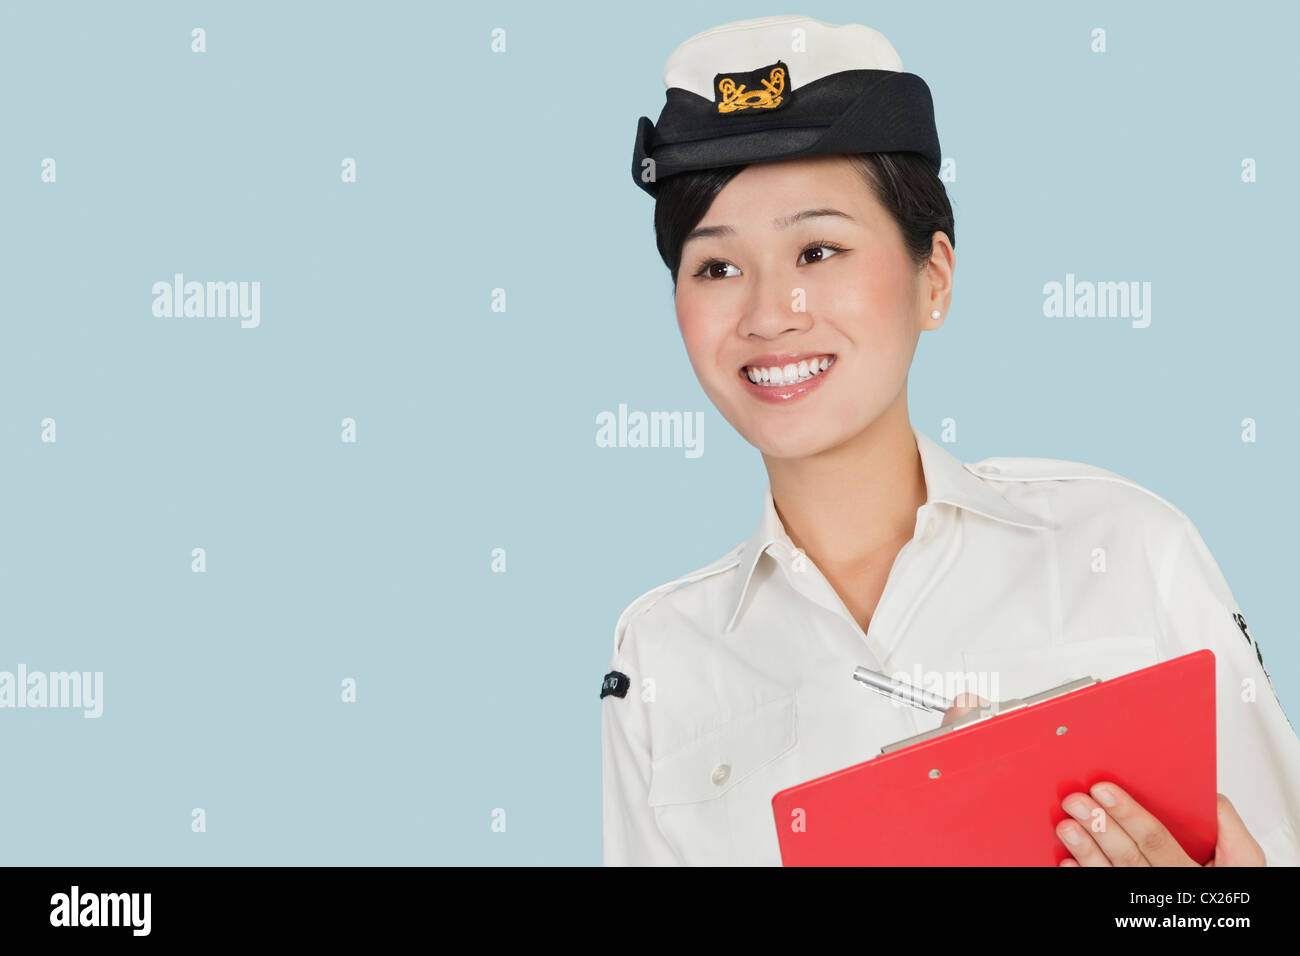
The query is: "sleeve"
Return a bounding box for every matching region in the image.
[601,617,683,866]
[1157,512,1300,866]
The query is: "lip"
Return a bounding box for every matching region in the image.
[740,351,834,371]
[738,354,836,404]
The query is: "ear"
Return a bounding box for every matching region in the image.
[921,231,954,328]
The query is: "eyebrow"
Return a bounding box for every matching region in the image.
[683,207,857,246]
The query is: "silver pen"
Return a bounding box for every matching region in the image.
[853,665,953,714]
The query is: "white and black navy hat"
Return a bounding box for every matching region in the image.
[632,15,940,197]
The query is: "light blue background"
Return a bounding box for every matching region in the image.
[1,1,1295,864]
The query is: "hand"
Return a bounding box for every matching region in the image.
[1056,782,1266,866]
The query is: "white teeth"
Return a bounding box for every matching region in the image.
[744,356,835,386]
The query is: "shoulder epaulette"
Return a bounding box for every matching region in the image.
[967,456,1189,522]
[612,545,743,655]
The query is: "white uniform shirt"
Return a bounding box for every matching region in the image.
[601,425,1300,865]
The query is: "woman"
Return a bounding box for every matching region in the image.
[601,15,1300,866]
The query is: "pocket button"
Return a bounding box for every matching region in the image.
[711,763,731,786]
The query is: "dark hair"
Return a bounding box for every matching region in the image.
[653,152,954,288]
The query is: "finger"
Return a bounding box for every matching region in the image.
[1061,792,1149,867]
[1059,858,1080,866]
[940,693,990,727]
[1086,782,1198,867]
[1211,793,1266,867]
[1055,817,1113,866]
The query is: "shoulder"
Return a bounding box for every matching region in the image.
[968,451,1194,530]
[612,544,744,656]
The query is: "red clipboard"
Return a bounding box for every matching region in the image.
[771,649,1217,865]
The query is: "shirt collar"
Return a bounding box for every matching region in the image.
[722,424,1051,633]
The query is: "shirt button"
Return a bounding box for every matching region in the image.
[711,763,731,786]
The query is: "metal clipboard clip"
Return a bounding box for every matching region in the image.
[878,676,1101,755]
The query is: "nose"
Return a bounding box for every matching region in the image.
[736,261,814,339]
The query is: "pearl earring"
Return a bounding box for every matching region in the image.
[930,310,941,319]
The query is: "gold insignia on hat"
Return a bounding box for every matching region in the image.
[713,60,790,114]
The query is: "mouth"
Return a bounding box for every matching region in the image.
[739,354,836,387]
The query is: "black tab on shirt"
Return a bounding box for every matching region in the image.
[1233,610,1253,646]
[601,670,630,700]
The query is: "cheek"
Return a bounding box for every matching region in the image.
[675,297,722,372]
[825,272,915,348]
[830,267,901,317]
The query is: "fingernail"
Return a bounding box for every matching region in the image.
[1059,824,1082,845]
[1094,785,1118,807]
[1064,798,1088,818]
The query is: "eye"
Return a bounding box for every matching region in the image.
[689,240,848,281]
[798,241,846,265]
[693,260,741,280]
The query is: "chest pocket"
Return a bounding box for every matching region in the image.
[962,635,1161,702]
[647,694,798,806]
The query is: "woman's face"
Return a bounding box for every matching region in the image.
[673,155,951,460]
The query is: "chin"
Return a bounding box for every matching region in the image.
[744,422,847,460]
